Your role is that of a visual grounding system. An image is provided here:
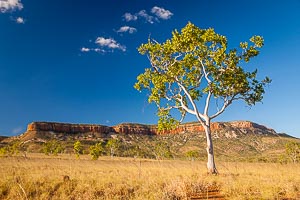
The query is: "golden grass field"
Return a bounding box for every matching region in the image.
[0,154,300,200]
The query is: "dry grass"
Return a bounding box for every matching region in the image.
[0,154,300,199]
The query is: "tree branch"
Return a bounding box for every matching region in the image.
[176,79,205,124]
[210,96,235,119]
[200,60,212,83]
[176,96,196,116]
[204,91,212,116]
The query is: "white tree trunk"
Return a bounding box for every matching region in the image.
[204,122,218,174]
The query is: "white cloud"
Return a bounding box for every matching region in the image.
[81,47,90,52]
[80,47,106,53]
[16,16,24,24]
[117,26,137,34]
[123,12,138,22]
[122,6,172,24]
[94,48,106,53]
[81,37,126,54]
[12,127,23,135]
[95,37,126,52]
[151,6,173,20]
[137,10,155,24]
[0,0,23,13]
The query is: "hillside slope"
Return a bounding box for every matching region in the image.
[1,121,299,162]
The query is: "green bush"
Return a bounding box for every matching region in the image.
[89,142,104,160]
[43,140,64,156]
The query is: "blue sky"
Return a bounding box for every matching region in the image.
[0,0,299,137]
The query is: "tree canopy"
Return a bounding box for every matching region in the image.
[135,22,271,131]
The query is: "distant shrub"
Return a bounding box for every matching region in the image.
[89,142,104,160]
[278,154,288,164]
[43,140,64,156]
[285,141,300,163]
[73,140,83,158]
[105,138,120,157]
[153,142,172,160]
[0,147,7,156]
[185,150,200,161]
[0,141,24,156]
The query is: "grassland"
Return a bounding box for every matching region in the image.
[1,154,300,199]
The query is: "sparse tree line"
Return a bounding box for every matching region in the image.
[0,138,174,160]
[0,139,299,163]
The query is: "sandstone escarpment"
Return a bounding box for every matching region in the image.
[23,120,276,137]
[27,122,113,134]
[113,123,157,135]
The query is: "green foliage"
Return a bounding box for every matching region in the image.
[153,142,172,160]
[0,141,25,156]
[185,150,200,161]
[105,138,120,157]
[89,142,104,160]
[0,147,7,156]
[278,154,288,164]
[157,109,179,132]
[122,145,142,158]
[43,140,64,156]
[74,140,83,158]
[134,22,271,130]
[7,141,21,155]
[285,141,300,163]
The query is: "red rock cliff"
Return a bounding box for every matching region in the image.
[27,122,113,134]
[25,120,275,136]
[113,123,157,135]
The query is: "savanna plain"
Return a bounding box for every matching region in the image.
[1,154,300,200]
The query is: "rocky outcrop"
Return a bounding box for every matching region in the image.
[161,122,226,134]
[23,120,276,136]
[113,123,157,135]
[27,122,113,134]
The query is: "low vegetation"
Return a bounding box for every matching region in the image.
[1,133,299,163]
[0,131,299,198]
[0,154,299,199]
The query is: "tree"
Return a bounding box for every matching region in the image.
[43,140,64,156]
[153,142,172,160]
[73,140,83,158]
[285,141,300,163]
[89,142,104,160]
[134,22,271,174]
[185,150,200,161]
[0,147,7,156]
[106,138,120,157]
[6,141,21,156]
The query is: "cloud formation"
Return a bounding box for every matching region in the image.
[81,47,90,52]
[151,6,173,20]
[16,16,24,24]
[117,26,137,34]
[123,12,138,22]
[122,6,173,24]
[81,37,126,54]
[0,0,23,13]
[137,10,155,24]
[95,37,126,52]
[81,47,106,53]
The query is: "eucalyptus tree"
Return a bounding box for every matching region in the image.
[73,140,83,158]
[134,22,271,174]
[285,141,300,163]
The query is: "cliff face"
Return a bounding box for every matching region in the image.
[24,120,276,136]
[113,123,157,135]
[27,122,113,134]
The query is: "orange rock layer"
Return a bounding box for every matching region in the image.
[26,121,275,135]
